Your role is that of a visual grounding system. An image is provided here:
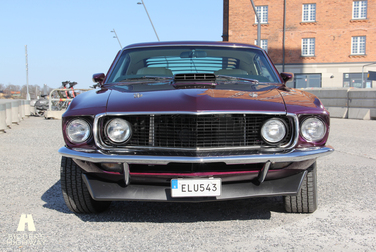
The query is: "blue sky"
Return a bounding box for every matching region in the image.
[1,0,223,89]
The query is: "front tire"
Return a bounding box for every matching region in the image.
[60,157,111,213]
[284,162,318,213]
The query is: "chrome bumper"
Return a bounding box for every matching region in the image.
[58,146,334,165]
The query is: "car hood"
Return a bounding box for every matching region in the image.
[63,88,111,117]
[279,88,327,114]
[63,85,326,118]
[106,87,287,113]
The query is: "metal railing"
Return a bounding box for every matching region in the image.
[48,88,91,111]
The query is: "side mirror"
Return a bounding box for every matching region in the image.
[280,72,294,85]
[92,73,106,87]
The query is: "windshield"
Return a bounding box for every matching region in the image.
[106,46,281,90]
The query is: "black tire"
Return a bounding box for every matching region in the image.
[284,162,318,213]
[60,156,111,213]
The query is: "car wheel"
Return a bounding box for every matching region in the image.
[284,161,318,213]
[60,156,111,213]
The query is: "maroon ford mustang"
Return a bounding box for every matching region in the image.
[59,41,334,214]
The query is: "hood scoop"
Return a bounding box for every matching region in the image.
[174,73,216,82]
[173,73,216,89]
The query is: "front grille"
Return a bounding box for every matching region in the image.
[98,114,293,150]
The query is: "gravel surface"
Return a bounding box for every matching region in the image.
[0,117,376,251]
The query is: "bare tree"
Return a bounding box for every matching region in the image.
[0,83,58,99]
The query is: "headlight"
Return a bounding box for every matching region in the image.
[261,118,287,144]
[106,118,132,143]
[301,117,326,142]
[66,119,91,143]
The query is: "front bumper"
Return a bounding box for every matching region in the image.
[58,146,334,165]
[59,146,333,202]
[82,171,307,202]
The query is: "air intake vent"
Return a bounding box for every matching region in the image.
[174,73,216,82]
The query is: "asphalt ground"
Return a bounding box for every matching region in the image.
[0,116,375,251]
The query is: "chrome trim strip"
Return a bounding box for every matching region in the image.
[93,111,297,152]
[72,148,97,153]
[119,145,264,152]
[99,111,287,116]
[59,146,334,165]
[287,113,299,149]
[123,43,264,51]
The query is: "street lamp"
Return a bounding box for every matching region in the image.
[25,45,30,100]
[137,0,160,41]
[111,29,122,49]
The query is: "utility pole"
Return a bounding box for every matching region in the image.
[25,45,30,100]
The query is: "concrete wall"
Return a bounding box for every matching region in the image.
[0,99,31,132]
[302,88,376,120]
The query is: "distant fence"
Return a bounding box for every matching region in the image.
[302,88,376,120]
[0,99,31,132]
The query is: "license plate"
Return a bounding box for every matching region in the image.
[171,178,221,197]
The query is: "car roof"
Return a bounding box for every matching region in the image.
[123,41,262,50]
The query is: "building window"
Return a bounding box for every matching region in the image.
[254,39,268,52]
[351,36,366,54]
[343,73,369,88]
[255,6,268,24]
[302,4,316,22]
[289,74,321,88]
[353,1,367,19]
[301,38,315,56]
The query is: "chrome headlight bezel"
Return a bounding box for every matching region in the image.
[261,118,288,145]
[300,117,327,142]
[105,118,132,144]
[66,119,91,143]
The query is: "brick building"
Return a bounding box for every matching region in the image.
[222,0,376,88]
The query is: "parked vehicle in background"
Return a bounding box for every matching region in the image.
[59,41,334,214]
[32,94,49,116]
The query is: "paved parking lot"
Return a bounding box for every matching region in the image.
[0,117,375,251]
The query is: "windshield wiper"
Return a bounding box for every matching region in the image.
[120,76,173,82]
[216,75,259,84]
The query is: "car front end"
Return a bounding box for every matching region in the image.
[59,41,333,213]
